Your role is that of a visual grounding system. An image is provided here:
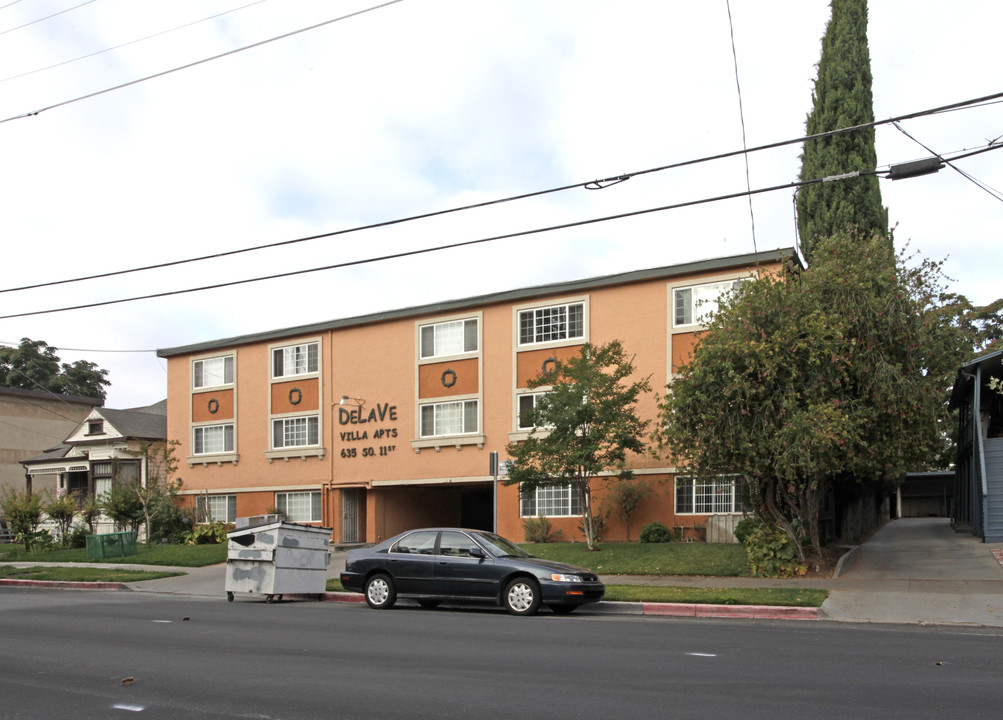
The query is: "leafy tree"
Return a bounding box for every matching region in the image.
[124,440,182,545]
[504,341,651,550]
[796,0,888,261]
[44,493,78,548]
[0,338,109,400]
[604,478,653,542]
[1,488,45,548]
[80,494,102,534]
[655,232,969,562]
[101,482,144,534]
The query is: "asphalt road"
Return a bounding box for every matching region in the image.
[2,588,1002,719]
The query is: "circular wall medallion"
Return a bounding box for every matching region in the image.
[441,369,457,388]
[207,398,219,414]
[542,357,557,374]
[289,387,302,405]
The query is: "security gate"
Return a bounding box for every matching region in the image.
[342,489,360,544]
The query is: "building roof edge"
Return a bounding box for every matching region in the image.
[157,246,797,358]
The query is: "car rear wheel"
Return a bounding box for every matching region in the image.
[365,574,397,610]
[504,577,541,616]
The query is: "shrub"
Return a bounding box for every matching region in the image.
[578,510,608,545]
[21,529,55,553]
[742,521,807,578]
[733,516,763,545]
[523,515,555,543]
[180,521,234,545]
[45,493,78,547]
[68,523,90,549]
[1,489,45,548]
[639,521,672,543]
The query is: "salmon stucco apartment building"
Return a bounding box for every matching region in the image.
[157,248,796,545]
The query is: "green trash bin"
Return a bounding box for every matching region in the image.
[85,531,138,560]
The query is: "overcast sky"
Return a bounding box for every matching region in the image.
[0,1,999,409]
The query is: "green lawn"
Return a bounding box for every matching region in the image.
[0,542,227,567]
[525,541,751,576]
[0,565,184,583]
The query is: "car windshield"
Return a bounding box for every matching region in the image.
[472,531,533,558]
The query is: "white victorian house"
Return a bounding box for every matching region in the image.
[21,402,167,535]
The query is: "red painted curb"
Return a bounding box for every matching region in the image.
[323,591,365,603]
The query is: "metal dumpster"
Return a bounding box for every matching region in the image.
[225,520,332,603]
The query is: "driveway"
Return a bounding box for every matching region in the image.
[821,517,1003,626]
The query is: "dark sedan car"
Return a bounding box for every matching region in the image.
[340,528,605,616]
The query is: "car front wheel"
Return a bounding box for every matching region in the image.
[504,577,541,616]
[365,574,397,610]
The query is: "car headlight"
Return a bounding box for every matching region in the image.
[551,573,582,582]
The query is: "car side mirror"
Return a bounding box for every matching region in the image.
[468,547,486,559]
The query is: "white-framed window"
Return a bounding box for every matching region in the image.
[517,392,549,430]
[193,355,234,389]
[420,318,478,359]
[420,400,478,438]
[675,476,745,514]
[272,342,318,378]
[93,461,113,498]
[673,279,747,327]
[276,491,321,523]
[272,415,319,449]
[520,484,582,517]
[518,302,584,345]
[193,423,234,455]
[196,494,236,523]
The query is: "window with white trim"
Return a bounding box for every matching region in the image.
[272,342,318,378]
[673,279,747,327]
[520,484,582,517]
[196,494,236,523]
[420,318,478,359]
[193,423,234,455]
[193,355,234,389]
[420,400,478,438]
[517,392,549,430]
[675,476,745,514]
[276,491,321,523]
[93,461,113,498]
[518,302,584,345]
[272,415,319,449]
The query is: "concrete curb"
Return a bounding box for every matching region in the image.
[0,580,819,619]
[0,579,126,591]
[832,545,859,579]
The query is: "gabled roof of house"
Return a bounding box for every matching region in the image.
[92,407,166,440]
[20,404,167,466]
[157,246,798,358]
[22,443,75,464]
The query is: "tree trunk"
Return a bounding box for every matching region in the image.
[579,484,597,550]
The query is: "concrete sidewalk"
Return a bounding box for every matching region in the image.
[3,518,1002,626]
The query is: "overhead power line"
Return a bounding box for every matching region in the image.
[0,0,95,37]
[0,142,998,321]
[0,0,270,85]
[0,165,926,321]
[2,90,1001,297]
[0,0,406,125]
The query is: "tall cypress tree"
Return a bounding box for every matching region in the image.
[797,0,888,261]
